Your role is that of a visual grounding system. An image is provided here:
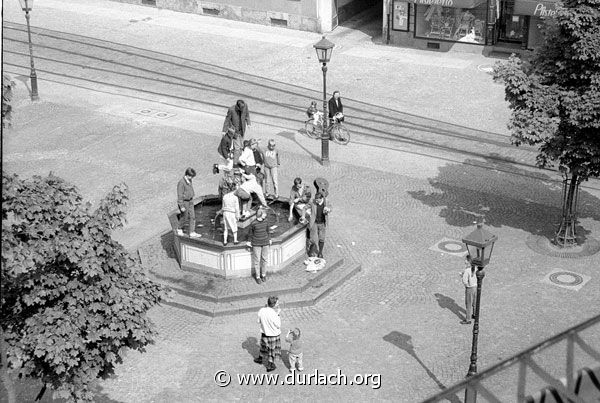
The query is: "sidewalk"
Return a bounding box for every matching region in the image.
[2,1,600,401]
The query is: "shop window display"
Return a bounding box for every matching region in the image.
[416,4,487,43]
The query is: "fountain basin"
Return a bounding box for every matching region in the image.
[167,195,307,278]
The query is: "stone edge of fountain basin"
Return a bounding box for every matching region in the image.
[167,194,307,278]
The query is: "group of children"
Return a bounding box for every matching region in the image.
[214,131,280,200]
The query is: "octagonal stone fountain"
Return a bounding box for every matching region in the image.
[167,195,307,278]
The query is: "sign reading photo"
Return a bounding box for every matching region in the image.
[393,1,410,31]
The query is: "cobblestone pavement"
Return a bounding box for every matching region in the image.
[2,0,600,401]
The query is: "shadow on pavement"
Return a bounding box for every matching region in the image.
[434,293,466,321]
[281,350,291,371]
[242,336,261,360]
[383,331,461,403]
[160,231,177,259]
[278,130,321,164]
[408,157,600,242]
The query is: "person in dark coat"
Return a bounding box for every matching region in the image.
[327,91,344,122]
[247,208,272,284]
[222,100,251,138]
[214,127,236,174]
[308,192,331,258]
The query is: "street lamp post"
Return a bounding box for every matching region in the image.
[18,0,39,101]
[313,36,335,167]
[462,222,497,403]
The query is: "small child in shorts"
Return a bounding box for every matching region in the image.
[285,328,303,372]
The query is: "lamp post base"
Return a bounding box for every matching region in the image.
[30,73,39,101]
[464,384,477,403]
[320,157,330,166]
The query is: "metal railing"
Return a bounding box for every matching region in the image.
[422,314,600,402]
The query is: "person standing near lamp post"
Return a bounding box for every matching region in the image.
[460,255,477,324]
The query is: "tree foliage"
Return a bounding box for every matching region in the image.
[493,0,600,180]
[1,172,163,402]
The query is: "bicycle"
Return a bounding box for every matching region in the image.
[304,112,350,145]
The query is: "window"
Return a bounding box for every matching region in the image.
[415,3,488,44]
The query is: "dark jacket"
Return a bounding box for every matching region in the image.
[177,177,194,209]
[328,96,343,118]
[309,198,330,245]
[218,133,234,159]
[253,147,264,165]
[248,218,270,246]
[222,103,251,136]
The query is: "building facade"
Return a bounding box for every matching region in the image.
[381,0,559,52]
[114,0,379,33]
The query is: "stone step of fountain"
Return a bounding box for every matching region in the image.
[162,260,361,317]
[165,256,344,303]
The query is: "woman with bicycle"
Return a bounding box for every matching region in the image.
[304,92,350,145]
[328,90,344,123]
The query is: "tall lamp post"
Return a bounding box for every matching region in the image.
[313,36,335,167]
[462,222,497,403]
[18,0,39,101]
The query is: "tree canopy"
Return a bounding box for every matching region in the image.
[493,0,600,180]
[1,172,163,402]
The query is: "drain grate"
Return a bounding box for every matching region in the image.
[133,109,176,119]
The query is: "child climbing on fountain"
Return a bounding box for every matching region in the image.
[219,184,240,246]
[235,172,268,218]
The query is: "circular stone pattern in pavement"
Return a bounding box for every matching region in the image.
[526,235,600,258]
[438,241,467,253]
[549,271,584,286]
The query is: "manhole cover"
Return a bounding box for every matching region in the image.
[541,269,591,291]
[429,238,468,257]
[549,272,584,286]
[438,241,466,253]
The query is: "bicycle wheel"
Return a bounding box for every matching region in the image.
[304,121,319,139]
[332,124,350,145]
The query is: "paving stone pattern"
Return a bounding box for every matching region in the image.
[2,1,600,400]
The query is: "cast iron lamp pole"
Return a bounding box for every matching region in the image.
[19,0,39,100]
[313,36,334,167]
[462,222,497,403]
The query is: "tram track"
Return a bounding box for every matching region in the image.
[6,21,591,189]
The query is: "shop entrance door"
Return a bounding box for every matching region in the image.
[332,0,339,29]
[498,0,525,42]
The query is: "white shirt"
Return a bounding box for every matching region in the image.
[239,148,256,167]
[257,306,281,336]
[240,176,266,206]
[462,267,478,288]
[222,192,240,214]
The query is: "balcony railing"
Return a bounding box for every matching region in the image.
[422,314,600,402]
